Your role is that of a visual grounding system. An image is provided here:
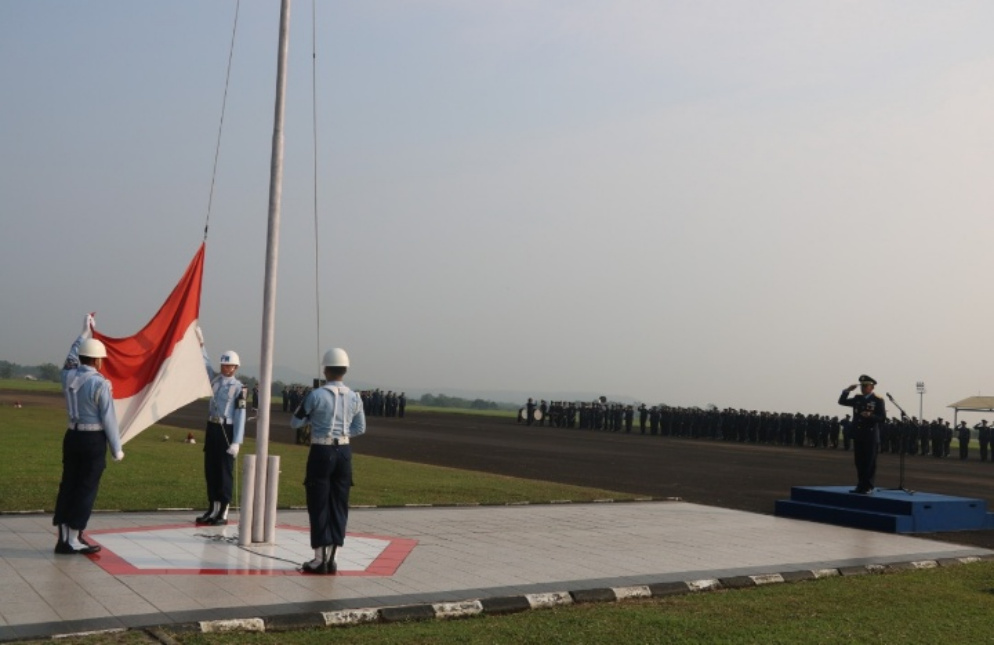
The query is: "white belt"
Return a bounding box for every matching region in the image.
[311,436,349,446]
[209,416,232,425]
[74,424,104,431]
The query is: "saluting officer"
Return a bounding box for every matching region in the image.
[195,328,246,526]
[957,421,971,460]
[291,348,367,574]
[975,420,991,462]
[54,314,125,554]
[838,374,886,494]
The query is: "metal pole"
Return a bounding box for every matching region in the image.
[253,0,292,544]
[238,454,257,546]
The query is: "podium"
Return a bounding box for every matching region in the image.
[775,486,994,533]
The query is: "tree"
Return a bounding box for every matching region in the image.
[0,360,13,379]
[38,363,60,382]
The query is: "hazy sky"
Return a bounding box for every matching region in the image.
[3,2,994,419]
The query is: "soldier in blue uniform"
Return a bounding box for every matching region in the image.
[195,328,246,526]
[54,314,125,554]
[838,374,886,494]
[291,348,366,574]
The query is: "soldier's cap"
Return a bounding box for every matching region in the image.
[858,374,877,385]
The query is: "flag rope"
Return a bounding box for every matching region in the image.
[203,0,242,242]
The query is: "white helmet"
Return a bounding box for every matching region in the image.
[79,338,107,359]
[322,348,350,368]
[219,351,240,366]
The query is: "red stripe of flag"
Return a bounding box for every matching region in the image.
[93,244,205,398]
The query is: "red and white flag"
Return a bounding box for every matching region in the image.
[92,244,212,444]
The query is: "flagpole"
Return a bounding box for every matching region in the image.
[251,0,292,544]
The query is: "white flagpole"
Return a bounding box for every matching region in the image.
[252,0,292,544]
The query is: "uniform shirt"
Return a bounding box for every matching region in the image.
[837,390,886,433]
[291,381,366,441]
[202,347,246,444]
[62,334,123,455]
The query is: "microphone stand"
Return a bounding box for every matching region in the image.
[885,393,914,494]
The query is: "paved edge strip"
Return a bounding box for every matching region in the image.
[0,497,685,517]
[31,554,994,643]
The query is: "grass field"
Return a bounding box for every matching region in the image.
[0,377,59,393]
[0,406,628,511]
[6,392,994,645]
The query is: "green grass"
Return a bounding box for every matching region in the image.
[172,563,994,643]
[0,405,631,512]
[0,377,60,392]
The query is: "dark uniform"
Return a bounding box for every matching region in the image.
[957,422,971,460]
[838,375,885,494]
[975,420,990,462]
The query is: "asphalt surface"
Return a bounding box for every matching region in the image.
[159,400,994,551]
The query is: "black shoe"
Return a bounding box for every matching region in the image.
[850,488,868,494]
[55,540,101,555]
[195,510,214,525]
[204,517,228,526]
[301,560,331,575]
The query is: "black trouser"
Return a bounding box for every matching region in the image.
[53,429,107,530]
[305,443,353,548]
[204,421,235,507]
[853,436,879,491]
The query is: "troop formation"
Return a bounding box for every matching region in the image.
[284,386,405,418]
[518,395,981,460]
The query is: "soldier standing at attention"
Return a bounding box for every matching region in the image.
[838,375,886,494]
[195,328,246,526]
[291,348,366,574]
[54,314,125,554]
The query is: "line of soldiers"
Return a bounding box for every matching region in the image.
[519,398,987,459]
[283,386,406,419]
[361,389,406,418]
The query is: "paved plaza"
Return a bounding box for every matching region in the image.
[1,500,990,641]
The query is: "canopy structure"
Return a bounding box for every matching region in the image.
[947,396,994,428]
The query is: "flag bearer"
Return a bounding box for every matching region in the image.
[290,348,366,574]
[195,327,246,526]
[54,314,125,555]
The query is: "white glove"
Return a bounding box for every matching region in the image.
[226,444,240,457]
[113,451,125,462]
[196,326,204,346]
[82,313,95,339]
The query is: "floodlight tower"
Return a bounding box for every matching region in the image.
[916,381,926,421]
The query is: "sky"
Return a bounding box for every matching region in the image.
[3,1,994,419]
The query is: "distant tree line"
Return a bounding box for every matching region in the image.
[418,393,513,411]
[1,360,60,381]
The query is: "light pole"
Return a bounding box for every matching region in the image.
[916,381,926,421]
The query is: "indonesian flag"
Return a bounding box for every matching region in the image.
[92,243,212,444]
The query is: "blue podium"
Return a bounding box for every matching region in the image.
[775,486,994,533]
